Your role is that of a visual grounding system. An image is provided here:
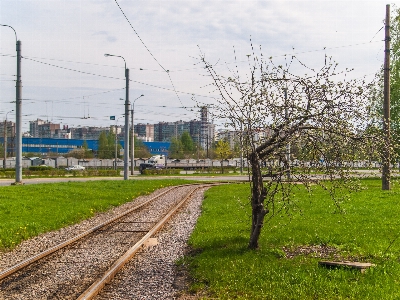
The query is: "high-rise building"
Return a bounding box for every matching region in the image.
[29,119,46,138]
[71,126,111,140]
[152,118,214,149]
[134,123,154,141]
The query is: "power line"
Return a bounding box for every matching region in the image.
[0,38,383,73]
[23,56,216,100]
[23,57,123,80]
[114,0,167,73]
[22,87,126,103]
[113,0,193,111]
[23,55,126,69]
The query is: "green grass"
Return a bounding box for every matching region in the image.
[185,179,400,299]
[0,179,191,250]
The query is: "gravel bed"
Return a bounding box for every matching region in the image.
[0,186,175,271]
[95,187,208,300]
[0,185,208,299]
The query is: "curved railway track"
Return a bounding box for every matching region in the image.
[0,184,214,299]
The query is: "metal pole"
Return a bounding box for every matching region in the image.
[130,95,144,175]
[1,25,22,183]
[104,53,129,178]
[131,103,134,175]
[115,125,117,170]
[124,68,130,180]
[3,119,6,169]
[15,40,22,183]
[382,4,391,190]
[3,110,14,169]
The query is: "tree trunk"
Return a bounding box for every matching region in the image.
[248,152,268,249]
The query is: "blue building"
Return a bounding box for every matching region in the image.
[0,137,170,156]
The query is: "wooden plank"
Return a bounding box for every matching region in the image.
[319,261,375,272]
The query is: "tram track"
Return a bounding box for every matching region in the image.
[0,183,214,299]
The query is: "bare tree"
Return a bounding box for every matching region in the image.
[202,49,379,249]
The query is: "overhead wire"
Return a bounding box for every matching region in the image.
[113,0,199,111]
[2,28,385,119]
[0,38,384,74]
[22,56,216,100]
[22,87,126,103]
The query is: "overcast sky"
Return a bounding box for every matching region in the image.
[0,0,396,132]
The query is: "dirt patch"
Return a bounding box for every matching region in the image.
[283,244,341,259]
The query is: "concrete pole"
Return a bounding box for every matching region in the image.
[131,103,134,175]
[15,40,22,183]
[115,125,117,170]
[382,4,391,190]
[124,68,130,180]
[3,120,6,169]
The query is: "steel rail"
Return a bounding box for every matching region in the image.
[0,186,180,281]
[77,185,204,300]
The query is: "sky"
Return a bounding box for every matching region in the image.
[0,0,396,132]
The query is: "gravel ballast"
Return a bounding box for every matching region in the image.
[0,186,209,299]
[95,187,208,300]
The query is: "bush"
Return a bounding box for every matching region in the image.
[142,168,181,175]
[4,171,15,178]
[29,166,53,171]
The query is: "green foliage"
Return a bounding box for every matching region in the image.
[169,132,196,159]
[134,137,151,158]
[215,139,232,160]
[0,171,15,178]
[0,168,122,178]
[142,168,181,175]
[186,180,400,298]
[169,137,184,158]
[215,139,232,173]
[0,179,191,250]
[28,166,53,171]
[390,7,400,137]
[181,131,195,152]
[98,130,120,159]
[65,148,85,159]
[82,140,94,159]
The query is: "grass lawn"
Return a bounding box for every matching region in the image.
[185,179,400,299]
[0,179,191,250]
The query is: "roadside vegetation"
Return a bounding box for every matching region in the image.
[0,179,191,250]
[184,179,400,299]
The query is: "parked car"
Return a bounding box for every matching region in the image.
[65,165,85,171]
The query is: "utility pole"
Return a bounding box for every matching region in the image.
[3,120,6,169]
[3,110,14,169]
[15,40,22,183]
[382,4,391,190]
[124,68,130,180]
[131,106,134,175]
[130,94,144,175]
[104,53,130,180]
[1,24,22,184]
[115,125,118,170]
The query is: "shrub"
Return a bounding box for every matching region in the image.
[142,168,181,175]
[29,166,53,171]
